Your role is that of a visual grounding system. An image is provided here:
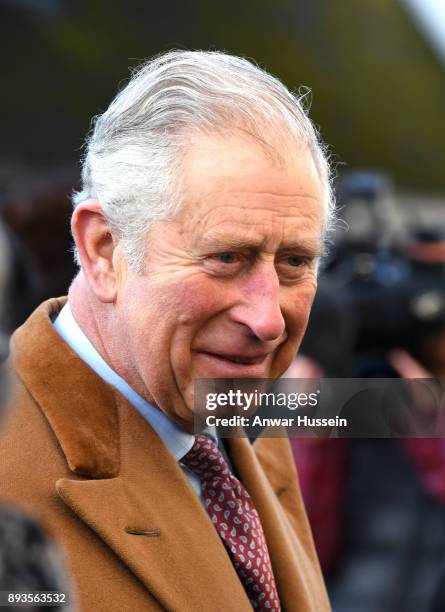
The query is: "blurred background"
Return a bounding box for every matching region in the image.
[1,0,445,610]
[1,0,445,327]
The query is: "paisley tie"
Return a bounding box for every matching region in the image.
[181,435,280,611]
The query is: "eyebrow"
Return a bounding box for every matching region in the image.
[196,235,326,258]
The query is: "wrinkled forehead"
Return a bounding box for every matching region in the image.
[174,132,325,251]
[180,129,318,181]
[186,198,324,258]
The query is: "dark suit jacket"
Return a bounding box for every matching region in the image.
[0,298,330,611]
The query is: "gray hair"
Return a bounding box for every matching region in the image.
[73,50,335,272]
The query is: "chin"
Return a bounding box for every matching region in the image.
[170,394,196,430]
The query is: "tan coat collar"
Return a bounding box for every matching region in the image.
[11,297,120,478]
[57,397,253,610]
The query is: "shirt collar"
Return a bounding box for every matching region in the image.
[53,302,200,461]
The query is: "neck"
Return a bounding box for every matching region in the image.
[69,272,114,366]
[68,272,157,408]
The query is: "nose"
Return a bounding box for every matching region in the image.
[230,262,286,342]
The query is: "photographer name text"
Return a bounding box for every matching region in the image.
[205,415,348,428]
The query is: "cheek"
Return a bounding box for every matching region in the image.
[139,278,227,376]
[171,278,229,326]
[284,282,317,334]
[268,285,317,378]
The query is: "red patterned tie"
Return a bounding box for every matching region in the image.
[181,435,280,611]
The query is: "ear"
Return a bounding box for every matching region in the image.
[71,200,121,303]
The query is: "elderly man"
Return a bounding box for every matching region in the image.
[0,51,332,611]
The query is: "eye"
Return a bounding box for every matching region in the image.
[275,254,314,282]
[218,252,238,264]
[286,256,306,267]
[203,252,244,276]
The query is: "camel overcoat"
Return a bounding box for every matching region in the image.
[0,298,330,611]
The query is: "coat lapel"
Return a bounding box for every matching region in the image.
[228,436,330,611]
[56,397,252,612]
[11,297,119,479]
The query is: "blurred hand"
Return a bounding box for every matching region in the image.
[282,354,324,379]
[388,348,443,434]
[388,348,432,378]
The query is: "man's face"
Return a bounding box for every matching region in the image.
[112,133,324,427]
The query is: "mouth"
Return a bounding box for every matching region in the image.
[194,350,272,377]
[201,352,267,365]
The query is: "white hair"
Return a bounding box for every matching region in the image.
[73,49,335,272]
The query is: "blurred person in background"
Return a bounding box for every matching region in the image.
[0,220,72,610]
[0,50,334,611]
[0,217,45,336]
[290,175,445,612]
[0,178,78,327]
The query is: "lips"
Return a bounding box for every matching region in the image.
[193,350,272,377]
[200,352,267,365]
